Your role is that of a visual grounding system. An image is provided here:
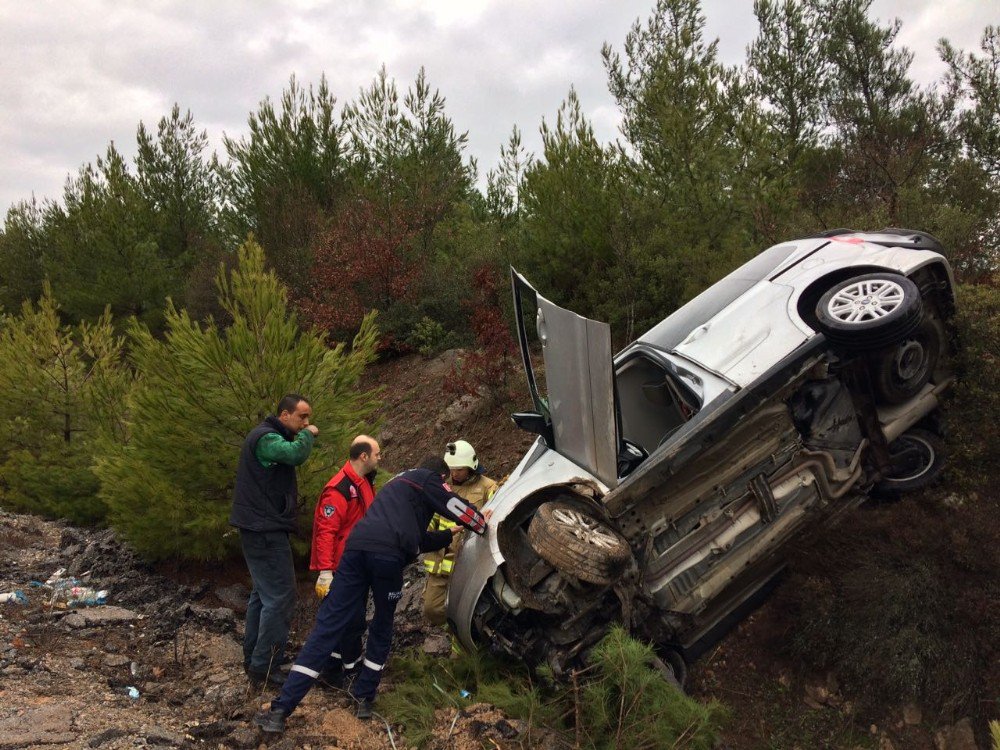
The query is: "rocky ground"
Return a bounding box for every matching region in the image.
[0,510,528,750]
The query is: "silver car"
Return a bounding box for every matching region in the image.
[447,229,956,681]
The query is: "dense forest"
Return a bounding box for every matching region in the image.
[0,0,997,558]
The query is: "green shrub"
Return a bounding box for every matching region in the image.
[0,288,128,524]
[95,238,380,560]
[578,627,725,750]
[406,316,458,357]
[381,629,724,749]
[947,279,1000,493]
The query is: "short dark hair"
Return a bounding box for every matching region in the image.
[419,455,449,477]
[350,440,373,460]
[276,393,309,415]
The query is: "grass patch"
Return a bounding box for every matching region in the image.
[380,647,557,748]
[381,627,725,749]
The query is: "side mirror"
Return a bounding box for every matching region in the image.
[511,412,554,446]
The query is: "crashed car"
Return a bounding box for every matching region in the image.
[447,228,956,681]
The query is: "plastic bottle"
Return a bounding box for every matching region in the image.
[66,587,108,607]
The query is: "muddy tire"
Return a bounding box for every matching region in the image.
[527,501,631,585]
[876,428,946,492]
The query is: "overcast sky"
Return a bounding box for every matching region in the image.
[1,0,996,216]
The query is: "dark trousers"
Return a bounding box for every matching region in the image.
[321,593,366,676]
[273,549,404,714]
[240,530,297,674]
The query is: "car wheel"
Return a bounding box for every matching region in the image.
[870,316,943,405]
[814,273,923,349]
[527,501,631,585]
[650,649,687,690]
[877,428,945,492]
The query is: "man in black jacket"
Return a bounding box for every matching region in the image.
[254,456,489,731]
[230,394,319,685]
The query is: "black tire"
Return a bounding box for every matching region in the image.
[527,501,631,585]
[651,649,688,690]
[870,316,944,405]
[877,428,946,492]
[815,273,923,349]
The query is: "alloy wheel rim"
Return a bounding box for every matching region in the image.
[551,508,620,550]
[888,435,935,481]
[827,279,905,323]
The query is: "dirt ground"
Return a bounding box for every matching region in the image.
[0,508,527,750]
[0,350,992,749]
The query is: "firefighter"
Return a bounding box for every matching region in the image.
[422,440,498,627]
[253,456,489,731]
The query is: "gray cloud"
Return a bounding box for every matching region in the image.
[1,0,995,214]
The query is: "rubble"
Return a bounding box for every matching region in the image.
[934,718,979,750]
[62,606,140,627]
[0,508,524,749]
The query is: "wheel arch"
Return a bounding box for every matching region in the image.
[795,264,902,333]
[794,259,954,334]
[496,481,611,545]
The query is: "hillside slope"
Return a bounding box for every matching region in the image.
[368,347,998,750]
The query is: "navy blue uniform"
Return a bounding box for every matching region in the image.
[271,468,487,714]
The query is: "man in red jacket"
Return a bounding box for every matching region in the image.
[309,435,380,686]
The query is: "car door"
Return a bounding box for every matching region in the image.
[511,269,619,489]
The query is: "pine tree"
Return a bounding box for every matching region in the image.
[0,199,47,312]
[95,238,380,560]
[43,144,172,327]
[221,76,345,287]
[0,286,128,523]
[135,104,223,277]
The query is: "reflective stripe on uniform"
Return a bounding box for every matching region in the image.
[330,651,342,659]
[430,514,458,532]
[290,664,320,678]
[363,659,384,671]
[343,659,358,669]
[423,558,455,575]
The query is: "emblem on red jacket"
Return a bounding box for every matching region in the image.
[322,505,335,517]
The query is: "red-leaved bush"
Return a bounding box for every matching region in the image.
[296,197,422,338]
[448,264,519,404]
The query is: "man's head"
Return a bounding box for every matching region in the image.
[419,455,450,481]
[349,435,382,474]
[444,439,479,485]
[276,394,312,434]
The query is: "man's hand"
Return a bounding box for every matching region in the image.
[315,570,333,599]
[305,424,320,437]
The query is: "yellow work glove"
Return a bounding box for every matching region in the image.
[315,570,333,599]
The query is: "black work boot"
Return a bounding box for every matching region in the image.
[355,698,375,720]
[247,668,286,687]
[252,707,288,734]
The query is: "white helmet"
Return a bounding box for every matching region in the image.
[444,440,479,471]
